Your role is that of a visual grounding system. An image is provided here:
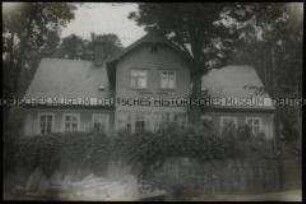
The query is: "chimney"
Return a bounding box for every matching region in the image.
[93,38,106,66]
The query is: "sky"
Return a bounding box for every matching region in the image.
[61,3,146,47]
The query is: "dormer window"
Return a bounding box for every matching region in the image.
[131,70,147,89]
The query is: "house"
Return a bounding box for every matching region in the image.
[200,65,275,138]
[23,33,275,138]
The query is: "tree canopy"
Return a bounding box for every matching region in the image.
[53,33,123,62]
[3,2,76,97]
[129,3,303,97]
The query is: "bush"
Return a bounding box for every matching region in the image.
[115,123,242,180]
[13,132,111,178]
[5,122,289,196]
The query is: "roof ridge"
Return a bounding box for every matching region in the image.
[41,57,92,63]
[108,32,191,64]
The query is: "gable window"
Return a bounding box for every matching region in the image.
[63,113,80,132]
[160,70,176,89]
[131,70,147,89]
[39,113,55,135]
[220,116,237,129]
[246,117,262,135]
[135,115,145,134]
[92,113,109,133]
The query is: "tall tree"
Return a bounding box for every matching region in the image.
[54,33,123,62]
[53,34,85,60]
[91,33,123,64]
[3,2,76,97]
[226,3,303,189]
[226,3,303,98]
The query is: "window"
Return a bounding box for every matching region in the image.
[201,115,213,127]
[153,113,161,133]
[160,70,176,89]
[39,113,55,135]
[220,116,237,129]
[92,113,109,133]
[63,113,79,132]
[131,70,147,89]
[135,115,145,134]
[126,124,132,134]
[179,114,187,129]
[165,113,171,122]
[125,115,132,134]
[246,117,262,135]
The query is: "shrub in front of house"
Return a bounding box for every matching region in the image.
[12,131,111,182]
[6,122,283,197]
[114,122,281,196]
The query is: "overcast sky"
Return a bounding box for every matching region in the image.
[61,3,146,47]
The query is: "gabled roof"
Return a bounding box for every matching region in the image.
[25,58,110,99]
[201,65,274,109]
[108,32,192,65]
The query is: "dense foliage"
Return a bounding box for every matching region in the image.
[8,123,278,179]
[53,33,123,61]
[3,2,76,97]
[4,120,300,197]
[13,132,110,178]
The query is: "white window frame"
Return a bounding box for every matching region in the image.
[220,116,238,128]
[160,70,176,89]
[92,113,109,133]
[130,69,148,89]
[38,112,55,135]
[245,117,262,135]
[62,113,80,132]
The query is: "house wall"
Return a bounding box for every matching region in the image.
[114,44,191,132]
[201,110,275,139]
[23,108,113,136]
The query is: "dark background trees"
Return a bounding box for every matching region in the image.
[53,32,123,62]
[129,3,302,99]
[3,2,76,97]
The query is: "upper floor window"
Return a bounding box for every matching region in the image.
[131,70,147,89]
[39,112,55,135]
[160,70,176,89]
[246,117,262,135]
[92,113,109,133]
[63,113,80,132]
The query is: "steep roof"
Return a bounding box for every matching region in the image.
[201,65,274,109]
[108,32,192,64]
[25,58,110,100]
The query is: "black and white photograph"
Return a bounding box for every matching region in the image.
[2,2,303,201]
